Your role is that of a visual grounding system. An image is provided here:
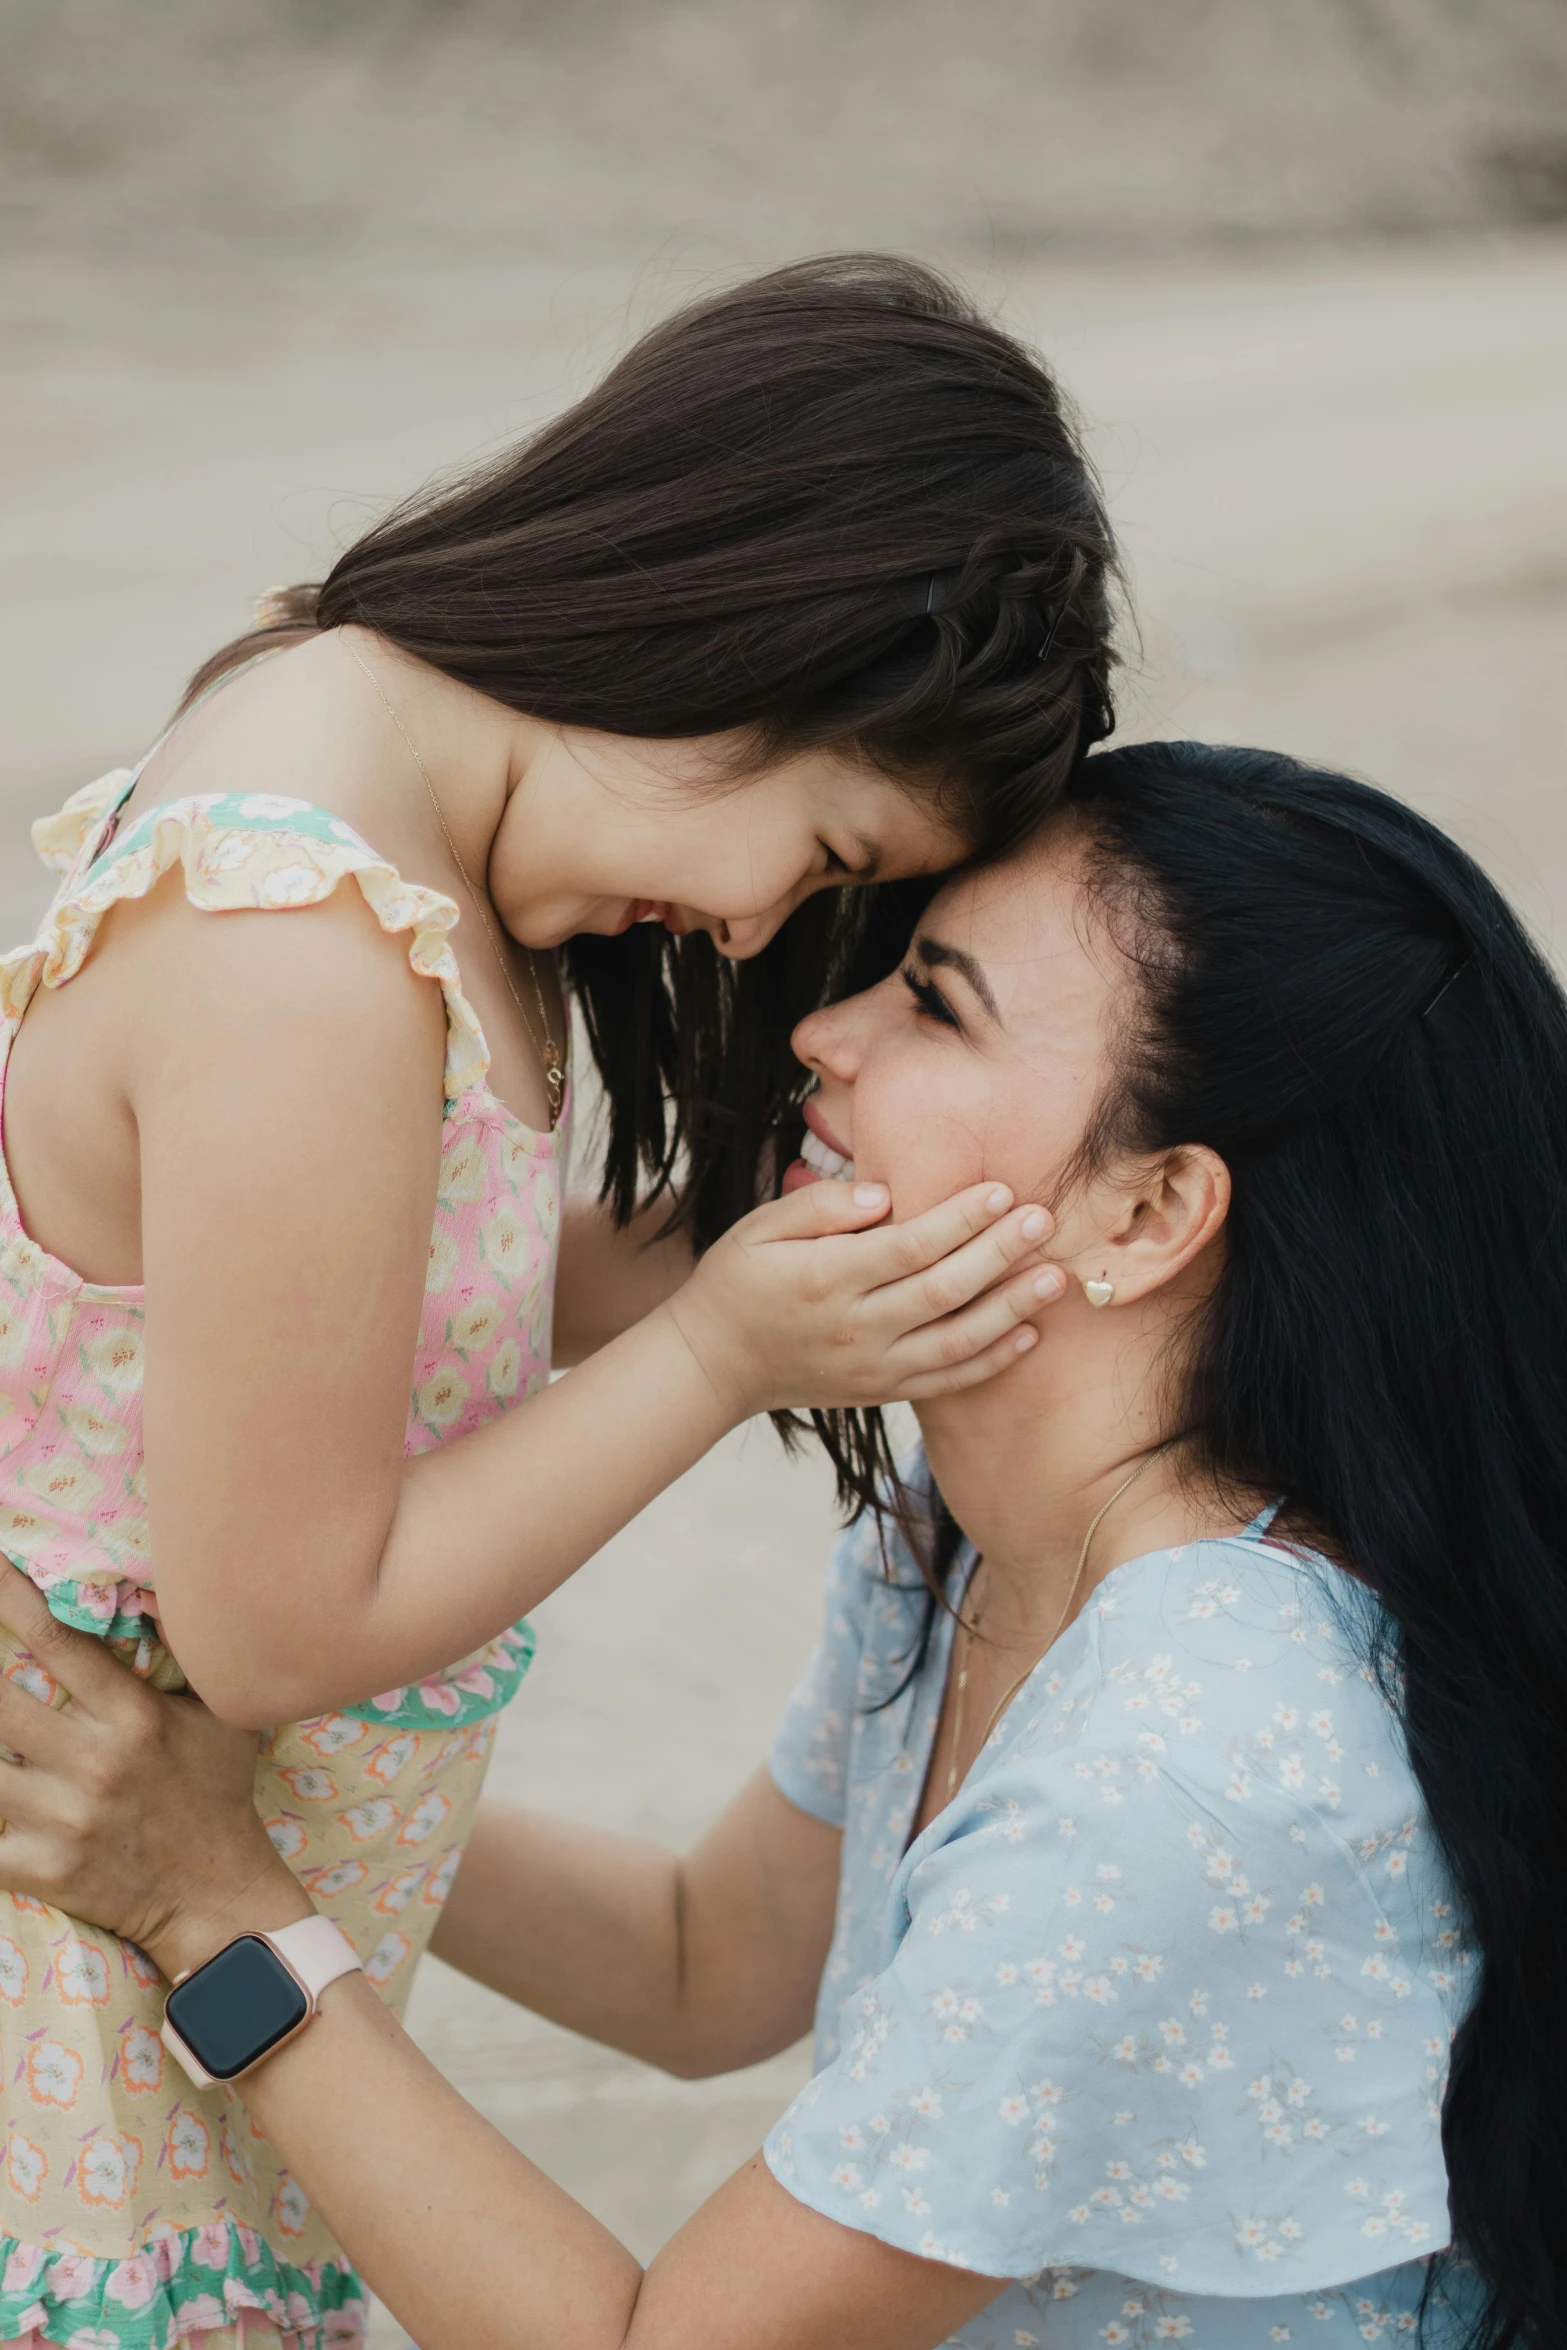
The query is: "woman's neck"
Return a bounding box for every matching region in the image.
[914,1281,1248,1647]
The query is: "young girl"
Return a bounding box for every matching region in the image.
[4,740,1560,2349]
[0,256,1116,2347]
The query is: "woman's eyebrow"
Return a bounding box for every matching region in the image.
[915,935,1001,1022]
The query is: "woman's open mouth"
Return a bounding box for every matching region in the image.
[799,1128,855,1180]
[782,1111,856,1192]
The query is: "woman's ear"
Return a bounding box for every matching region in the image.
[1074,1145,1231,1306]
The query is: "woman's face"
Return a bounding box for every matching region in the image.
[788,825,1119,1231]
[488,727,963,957]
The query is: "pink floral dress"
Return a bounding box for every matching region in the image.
[0,771,567,2349]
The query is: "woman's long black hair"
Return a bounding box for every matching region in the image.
[831,741,1567,2345]
[184,254,1118,1247]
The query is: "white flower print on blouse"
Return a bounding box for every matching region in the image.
[765,1468,1480,2348]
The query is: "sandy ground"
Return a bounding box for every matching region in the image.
[2,200,1565,2333]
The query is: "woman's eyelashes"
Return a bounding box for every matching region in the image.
[902,966,961,1031]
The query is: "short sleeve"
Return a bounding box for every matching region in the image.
[769,1510,886,1829]
[764,1560,1455,2293]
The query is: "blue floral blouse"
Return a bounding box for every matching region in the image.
[765,1479,1480,2347]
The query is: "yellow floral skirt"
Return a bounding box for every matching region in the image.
[1,1624,510,2350]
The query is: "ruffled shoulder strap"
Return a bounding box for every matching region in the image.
[29,770,133,876]
[4,791,490,1099]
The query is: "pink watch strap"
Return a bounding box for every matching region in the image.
[263,1914,362,2001]
[160,1913,364,2090]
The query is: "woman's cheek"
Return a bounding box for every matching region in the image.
[875,1105,992,1223]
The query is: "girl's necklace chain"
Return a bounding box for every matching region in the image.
[944,1446,1167,1801]
[348,641,564,1128]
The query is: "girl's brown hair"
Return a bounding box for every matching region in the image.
[189,254,1119,1247]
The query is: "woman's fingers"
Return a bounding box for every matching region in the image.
[0,1570,136,1723]
[0,1563,67,1649]
[0,1670,90,1916]
[0,1669,75,1774]
[0,1636,267,1962]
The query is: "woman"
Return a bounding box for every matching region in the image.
[0,253,1112,2345]
[5,741,1560,2347]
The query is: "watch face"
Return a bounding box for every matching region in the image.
[164,1936,309,2080]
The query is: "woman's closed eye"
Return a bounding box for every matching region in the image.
[903,966,961,1031]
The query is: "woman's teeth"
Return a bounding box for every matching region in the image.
[800,1129,855,1181]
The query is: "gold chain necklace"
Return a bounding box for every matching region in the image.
[347,640,564,1128]
[944,1446,1167,1801]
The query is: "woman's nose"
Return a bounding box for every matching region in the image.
[791,993,860,1080]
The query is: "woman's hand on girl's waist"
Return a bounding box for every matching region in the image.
[0,1566,304,1983]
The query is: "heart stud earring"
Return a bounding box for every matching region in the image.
[1083,1276,1115,1309]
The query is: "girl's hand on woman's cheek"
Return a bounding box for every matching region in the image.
[662,1176,1066,1417]
[0,1571,302,1982]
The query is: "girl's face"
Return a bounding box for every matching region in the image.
[788,826,1119,1236]
[488,727,963,956]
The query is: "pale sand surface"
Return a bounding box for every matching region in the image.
[1,174,1563,2335]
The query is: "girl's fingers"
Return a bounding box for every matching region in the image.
[900,1318,1043,1401]
[892,1259,1063,1382]
[866,1200,1058,1331]
[846,1181,1024,1280]
[746,1177,893,1239]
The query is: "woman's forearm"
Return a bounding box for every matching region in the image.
[193,1960,970,2350]
[244,1959,645,2350]
[432,1777,840,2079]
[200,1930,977,2350]
[430,1802,689,2062]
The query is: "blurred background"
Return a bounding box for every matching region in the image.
[3,0,1565,2326]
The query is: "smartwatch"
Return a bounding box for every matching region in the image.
[160,1914,363,2089]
